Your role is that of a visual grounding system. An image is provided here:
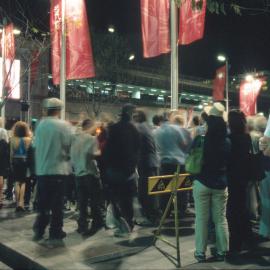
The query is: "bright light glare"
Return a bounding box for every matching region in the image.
[0,28,21,35]
[198,105,203,109]
[128,54,135,61]
[217,55,226,62]
[13,29,21,35]
[108,26,115,33]
[245,74,254,82]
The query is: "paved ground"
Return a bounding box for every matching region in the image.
[0,200,270,270]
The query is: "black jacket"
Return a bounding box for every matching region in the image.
[103,120,140,176]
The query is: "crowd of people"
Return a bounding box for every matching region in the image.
[0,98,270,263]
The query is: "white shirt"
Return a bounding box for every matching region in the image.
[71,131,99,177]
[35,117,73,176]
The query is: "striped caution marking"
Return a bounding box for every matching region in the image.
[148,174,192,195]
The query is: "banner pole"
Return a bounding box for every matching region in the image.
[225,59,229,113]
[170,0,179,110]
[60,0,66,120]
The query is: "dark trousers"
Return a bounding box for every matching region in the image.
[76,175,104,229]
[159,163,188,215]
[5,175,13,199]
[106,168,137,229]
[137,165,161,221]
[33,176,65,236]
[227,183,253,251]
[24,177,32,205]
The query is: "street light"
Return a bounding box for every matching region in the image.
[108,25,115,33]
[128,54,135,61]
[245,74,254,82]
[217,54,229,113]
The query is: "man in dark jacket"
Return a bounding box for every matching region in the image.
[103,104,140,237]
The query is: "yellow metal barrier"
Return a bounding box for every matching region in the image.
[148,167,192,268]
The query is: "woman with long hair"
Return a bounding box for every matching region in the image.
[193,103,230,262]
[227,110,253,254]
[10,121,32,212]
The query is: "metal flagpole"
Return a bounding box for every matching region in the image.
[225,59,229,113]
[27,64,31,125]
[60,0,66,120]
[170,0,179,111]
[1,18,7,127]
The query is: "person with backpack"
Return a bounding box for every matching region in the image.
[193,103,231,262]
[10,121,33,212]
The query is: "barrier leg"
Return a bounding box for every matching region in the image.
[173,190,181,268]
[154,193,174,241]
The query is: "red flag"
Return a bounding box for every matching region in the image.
[3,24,15,60]
[1,24,15,93]
[50,0,95,85]
[212,65,226,101]
[50,0,62,85]
[140,0,170,58]
[179,0,207,45]
[240,80,262,116]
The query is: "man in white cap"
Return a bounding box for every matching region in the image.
[33,98,73,241]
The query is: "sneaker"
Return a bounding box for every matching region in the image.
[32,233,43,241]
[119,217,132,233]
[194,251,206,263]
[114,217,131,237]
[210,247,226,261]
[114,228,130,238]
[49,230,67,240]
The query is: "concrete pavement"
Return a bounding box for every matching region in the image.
[0,201,270,270]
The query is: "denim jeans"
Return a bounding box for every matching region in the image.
[33,176,65,237]
[193,180,229,255]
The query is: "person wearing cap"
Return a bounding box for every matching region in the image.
[103,103,140,237]
[193,102,231,262]
[70,119,104,236]
[33,98,73,241]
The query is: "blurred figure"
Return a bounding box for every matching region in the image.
[189,115,200,139]
[152,114,163,131]
[133,109,160,224]
[246,116,266,221]
[0,128,9,209]
[193,103,230,262]
[33,98,73,241]
[227,110,253,254]
[258,115,270,240]
[155,112,192,216]
[10,121,33,212]
[71,119,104,236]
[103,104,140,237]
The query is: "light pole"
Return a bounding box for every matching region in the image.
[217,54,229,113]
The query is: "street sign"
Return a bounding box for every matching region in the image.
[148,173,192,195]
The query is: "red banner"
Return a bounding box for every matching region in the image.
[4,24,15,60]
[50,0,62,85]
[1,24,15,93]
[179,0,207,45]
[50,0,95,85]
[140,0,170,58]
[212,65,226,101]
[240,80,262,116]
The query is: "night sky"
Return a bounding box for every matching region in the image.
[1,0,270,79]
